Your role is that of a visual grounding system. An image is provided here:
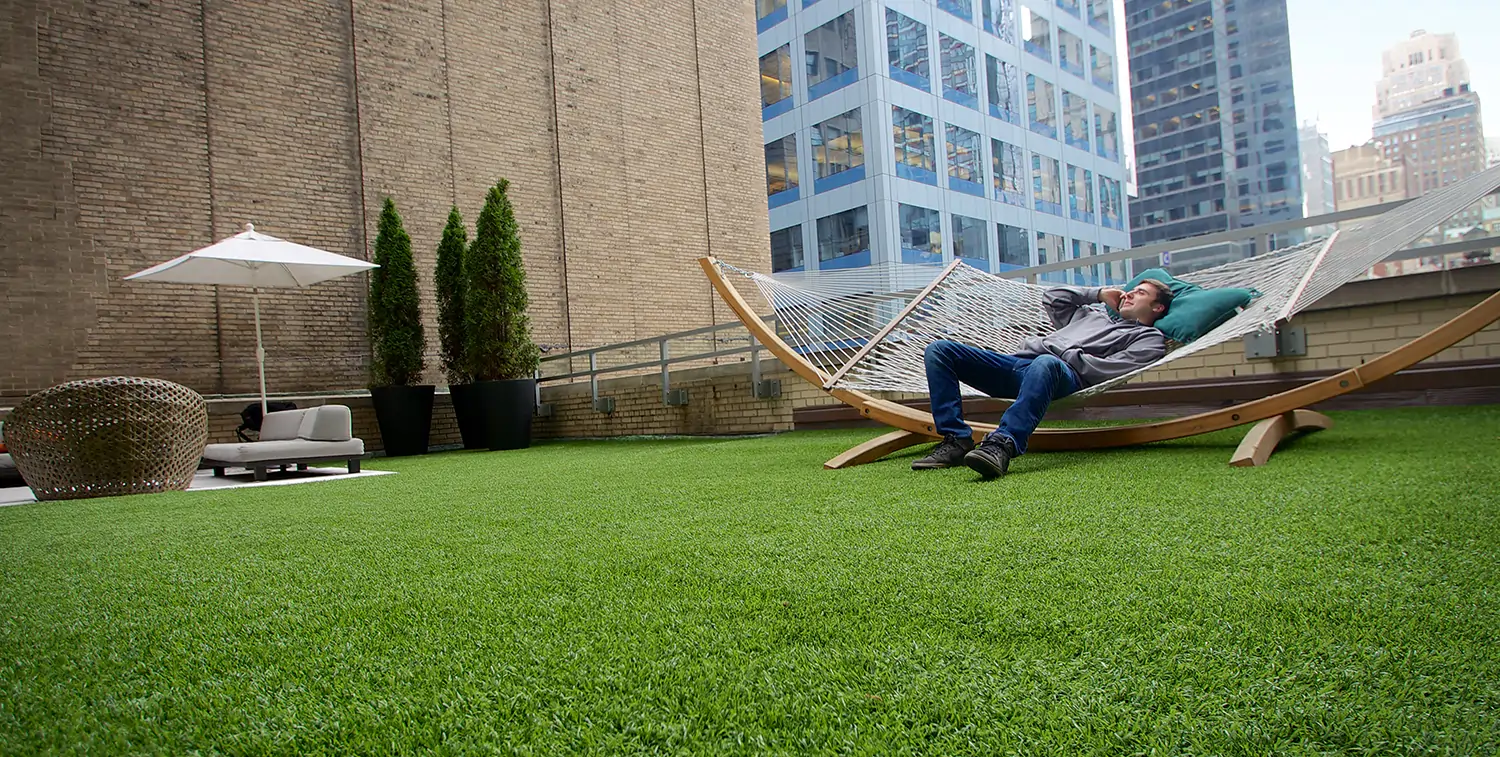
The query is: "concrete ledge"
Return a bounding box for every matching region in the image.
[1305,263,1499,312]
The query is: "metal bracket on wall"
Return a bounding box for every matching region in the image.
[1244,325,1308,359]
[589,353,614,413]
[533,369,553,417]
[749,337,782,399]
[660,340,690,407]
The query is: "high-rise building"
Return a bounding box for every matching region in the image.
[1299,121,1334,228]
[1331,143,1412,213]
[757,0,1131,284]
[1375,30,1469,120]
[1124,0,1303,270]
[1487,137,1500,168]
[1373,84,1486,227]
[1367,30,1486,236]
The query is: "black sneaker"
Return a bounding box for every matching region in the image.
[964,436,1017,479]
[911,435,975,470]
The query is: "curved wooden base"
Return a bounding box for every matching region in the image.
[700,257,1500,467]
[824,429,928,469]
[1229,409,1333,467]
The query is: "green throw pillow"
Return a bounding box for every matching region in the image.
[1108,267,1258,343]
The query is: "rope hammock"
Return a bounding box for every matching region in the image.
[716,163,1500,401]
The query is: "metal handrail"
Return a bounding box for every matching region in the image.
[541,313,773,363]
[544,344,763,382]
[538,315,786,406]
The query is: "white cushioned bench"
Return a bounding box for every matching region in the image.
[202,405,365,481]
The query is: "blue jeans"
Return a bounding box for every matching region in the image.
[923,340,1080,455]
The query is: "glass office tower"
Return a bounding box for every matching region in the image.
[759,0,1131,284]
[1124,0,1303,271]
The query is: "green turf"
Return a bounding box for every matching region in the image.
[2,406,1498,754]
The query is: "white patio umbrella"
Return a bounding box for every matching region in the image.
[125,223,378,414]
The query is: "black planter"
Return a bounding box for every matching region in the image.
[447,383,488,450]
[473,378,535,451]
[370,384,435,457]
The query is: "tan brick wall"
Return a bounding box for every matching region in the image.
[2,0,217,397]
[693,0,773,282]
[195,1,369,397]
[445,0,570,359]
[351,0,456,386]
[1,0,770,401]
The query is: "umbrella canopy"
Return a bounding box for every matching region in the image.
[126,223,376,288]
[126,223,378,414]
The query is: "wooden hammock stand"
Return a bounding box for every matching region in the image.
[700,256,1500,469]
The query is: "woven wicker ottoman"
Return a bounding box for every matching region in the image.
[5,377,208,501]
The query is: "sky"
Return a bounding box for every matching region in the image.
[1286,0,1500,152]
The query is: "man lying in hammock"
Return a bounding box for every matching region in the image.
[912,280,1174,479]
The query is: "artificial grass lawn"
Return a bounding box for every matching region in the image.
[2,406,1498,754]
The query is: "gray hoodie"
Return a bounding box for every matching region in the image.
[1015,286,1167,388]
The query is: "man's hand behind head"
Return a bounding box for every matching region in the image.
[1100,287,1125,312]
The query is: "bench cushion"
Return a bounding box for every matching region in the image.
[259,409,309,441]
[258,405,354,442]
[297,405,353,442]
[202,438,364,465]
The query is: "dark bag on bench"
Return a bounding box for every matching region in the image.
[236,401,299,442]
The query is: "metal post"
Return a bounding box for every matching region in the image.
[251,286,268,416]
[747,333,779,399]
[532,368,554,417]
[750,335,761,397]
[660,339,689,406]
[589,351,614,413]
[660,339,670,404]
[589,352,600,407]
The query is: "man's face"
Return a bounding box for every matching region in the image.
[1118,283,1164,323]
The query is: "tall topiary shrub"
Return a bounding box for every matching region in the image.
[434,206,469,385]
[465,179,539,382]
[368,197,426,386]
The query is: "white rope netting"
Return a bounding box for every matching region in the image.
[719,164,1500,399]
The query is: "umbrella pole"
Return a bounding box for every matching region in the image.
[253,287,268,416]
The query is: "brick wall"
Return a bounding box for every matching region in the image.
[2,0,217,397]
[351,0,456,386]
[1,0,770,401]
[445,0,570,363]
[197,1,369,397]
